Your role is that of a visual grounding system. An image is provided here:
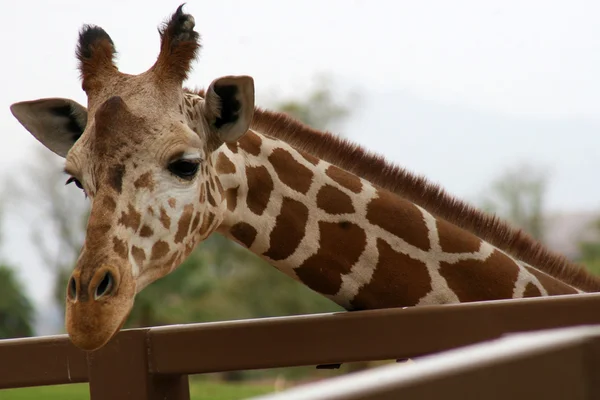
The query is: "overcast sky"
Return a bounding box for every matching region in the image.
[1,0,599,312]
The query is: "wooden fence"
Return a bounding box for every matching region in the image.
[1,293,600,399]
[255,324,600,400]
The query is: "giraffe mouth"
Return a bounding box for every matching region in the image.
[68,309,132,351]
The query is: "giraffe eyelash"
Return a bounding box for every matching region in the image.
[168,159,201,180]
[65,176,88,197]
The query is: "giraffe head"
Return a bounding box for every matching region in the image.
[10,6,255,350]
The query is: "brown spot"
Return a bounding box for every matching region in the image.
[215,177,224,195]
[230,222,257,248]
[366,189,430,251]
[352,239,432,309]
[325,166,362,193]
[108,164,126,193]
[150,240,170,260]
[268,148,314,194]
[159,208,171,229]
[226,143,238,153]
[86,205,112,240]
[206,183,216,206]
[439,250,520,302]
[199,185,206,203]
[134,172,155,191]
[198,212,216,236]
[168,198,177,208]
[238,131,262,156]
[112,237,128,259]
[87,223,111,239]
[175,204,194,243]
[295,221,367,295]
[246,166,274,215]
[165,251,180,270]
[524,266,579,295]
[225,187,238,211]
[139,225,154,238]
[316,185,355,214]
[190,212,201,233]
[147,207,155,216]
[263,198,309,260]
[523,282,542,298]
[119,204,141,231]
[100,196,117,212]
[300,151,319,166]
[437,219,482,253]
[131,246,146,266]
[215,153,237,174]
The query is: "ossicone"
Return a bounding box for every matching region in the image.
[151,4,201,85]
[76,25,119,93]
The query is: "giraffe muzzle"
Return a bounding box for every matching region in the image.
[65,265,135,351]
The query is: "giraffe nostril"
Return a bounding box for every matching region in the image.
[68,277,77,300]
[95,271,114,300]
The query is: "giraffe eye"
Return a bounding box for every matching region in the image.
[168,159,200,180]
[65,176,84,190]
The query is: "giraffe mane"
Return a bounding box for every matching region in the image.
[187,88,600,293]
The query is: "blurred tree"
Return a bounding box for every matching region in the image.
[578,219,600,276]
[0,265,35,339]
[0,205,35,338]
[6,148,88,310]
[480,163,549,241]
[274,75,353,132]
[126,248,216,327]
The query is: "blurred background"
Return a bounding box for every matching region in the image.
[1,0,600,398]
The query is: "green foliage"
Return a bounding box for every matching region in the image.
[0,381,274,400]
[577,219,600,276]
[126,249,217,328]
[480,163,548,240]
[274,75,353,132]
[0,265,34,339]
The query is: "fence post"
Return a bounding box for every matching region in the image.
[86,329,190,400]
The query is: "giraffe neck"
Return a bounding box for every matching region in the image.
[207,128,583,310]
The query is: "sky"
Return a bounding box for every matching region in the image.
[1,0,599,322]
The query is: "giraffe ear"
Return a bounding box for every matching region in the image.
[203,75,255,146]
[10,98,88,158]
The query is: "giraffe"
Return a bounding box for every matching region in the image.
[10,6,600,351]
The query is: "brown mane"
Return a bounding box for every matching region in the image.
[188,88,600,293]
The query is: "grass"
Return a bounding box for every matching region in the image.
[0,381,274,400]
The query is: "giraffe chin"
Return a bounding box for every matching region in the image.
[66,301,134,351]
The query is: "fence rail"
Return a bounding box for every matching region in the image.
[2,293,600,399]
[253,325,600,400]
